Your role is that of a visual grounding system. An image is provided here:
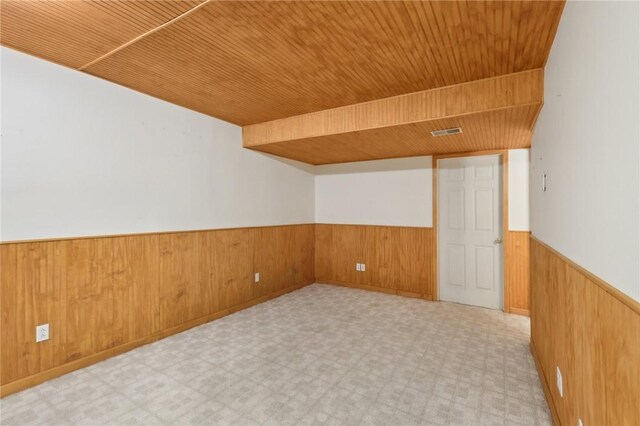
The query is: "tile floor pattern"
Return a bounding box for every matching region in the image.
[0,284,551,426]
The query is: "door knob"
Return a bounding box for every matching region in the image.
[494,237,503,244]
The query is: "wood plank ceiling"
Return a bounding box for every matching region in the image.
[1,0,565,164]
[0,1,204,69]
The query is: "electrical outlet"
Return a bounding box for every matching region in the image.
[556,366,563,397]
[254,272,260,283]
[542,173,547,192]
[36,324,49,343]
[361,263,366,272]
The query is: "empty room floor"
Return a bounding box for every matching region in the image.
[0,284,551,426]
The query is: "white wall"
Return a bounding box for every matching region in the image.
[315,156,433,227]
[508,149,530,231]
[0,48,315,241]
[0,47,533,252]
[314,151,529,230]
[530,1,640,300]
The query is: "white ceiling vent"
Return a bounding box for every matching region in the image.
[431,127,462,137]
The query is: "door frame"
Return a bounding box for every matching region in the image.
[432,149,510,311]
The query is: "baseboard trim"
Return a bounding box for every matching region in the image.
[508,307,530,316]
[531,338,561,426]
[0,282,309,398]
[318,279,433,301]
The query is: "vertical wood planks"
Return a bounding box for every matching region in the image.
[530,237,640,426]
[0,224,315,391]
[315,224,435,299]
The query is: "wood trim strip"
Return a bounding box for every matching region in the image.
[503,151,511,311]
[531,236,639,314]
[0,283,306,398]
[509,307,531,316]
[319,280,433,301]
[433,149,511,161]
[531,339,561,426]
[0,223,316,246]
[432,156,439,301]
[505,231,531,315]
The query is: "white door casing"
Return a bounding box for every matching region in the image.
[438,155,503,310]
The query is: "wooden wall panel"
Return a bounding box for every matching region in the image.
[0,224,314,396]
[317,223,525,309]
[530,237,640,426]
[157,231,239,330]
[505,231,531,315]
[254,225,315,298]
[2,222,534,396]
[315,224,435,299]
[0,242,65,384]
[315,224,358,287]
[208,230,253,311]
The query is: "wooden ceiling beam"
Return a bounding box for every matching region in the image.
[246,104,542,165]
[243,69,543,153]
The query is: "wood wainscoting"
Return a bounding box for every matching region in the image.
[315,224,435,300]
[1,222,534,396]
[0,224,315,397]
[315,223,530,313]
[530,237,640,426]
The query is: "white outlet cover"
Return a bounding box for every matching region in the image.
[356,263,361,271]
[361,263,366,272]
[36,324,49,343]
[254,272,260,283]
[556,366,563,397]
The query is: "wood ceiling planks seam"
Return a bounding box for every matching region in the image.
[77,1,209,71]
[0,0,204,69]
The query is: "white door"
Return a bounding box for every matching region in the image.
[438,155,503,310]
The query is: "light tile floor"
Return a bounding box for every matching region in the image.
[0,284,551,426]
